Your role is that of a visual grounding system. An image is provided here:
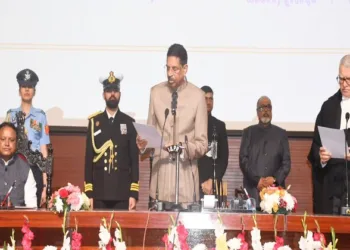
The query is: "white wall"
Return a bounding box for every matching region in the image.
[1,0,349,131]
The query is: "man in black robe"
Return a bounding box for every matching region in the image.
[198,86,229,198]
[239,96,291,208]
[308,54,350,215]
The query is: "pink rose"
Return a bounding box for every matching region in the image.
[67,192,81,207]
[66,184,81,193]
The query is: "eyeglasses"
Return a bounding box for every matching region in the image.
[337,76,350,86]
[165,65,182,74]
[257,104,272,112]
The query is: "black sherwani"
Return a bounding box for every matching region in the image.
[308,90,350,214]
[239,123,291,206]
[198,113,229,197]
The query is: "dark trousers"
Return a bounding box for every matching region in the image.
[94,200,129,210]
[30,165,43,207]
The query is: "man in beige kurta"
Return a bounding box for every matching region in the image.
[138,44,208,208]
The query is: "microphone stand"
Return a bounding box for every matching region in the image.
[186,136,201,212]
[170,92,183,211]
[212,126,219,208]
[150,109,169,211]
[341,114,350,215]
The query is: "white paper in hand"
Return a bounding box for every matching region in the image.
[133,122,162,148]
[318,126,348,159]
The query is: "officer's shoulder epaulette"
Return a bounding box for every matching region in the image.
[34,108,46,115]
[88,111,103,120]
[6,109,14,114]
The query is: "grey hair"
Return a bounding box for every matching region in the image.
[257,95,271,108]
[339,54,350,68]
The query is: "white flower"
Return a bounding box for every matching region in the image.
[44,246,58,250]
[114,241,127,250]
[114,228,122,241]
[282,193,295,211]
[227,237,242,250]
[61,234,71,250]
[214,219,225,237]
[263,242,275,250]
[277,246,292,250]
[55,197,64,213]
[251,227,263,250]
[98,225,111,246]
[1,245,14,250]
[298,231,323,250]
[192,244,208,250]
[251,227,261,242]
[260,193,280,214]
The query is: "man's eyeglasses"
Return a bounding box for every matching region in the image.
[165,65,182,74]
[337,76,350,86]
[257,104,272,112]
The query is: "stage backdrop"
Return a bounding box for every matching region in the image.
[1,0,350,131]
[49,129,313,212]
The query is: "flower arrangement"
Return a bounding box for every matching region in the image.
[22,216,34,250]
[251,214,262,250]
[298,211,340,250]
[98,213,127,250]
[0,229,15,250]
[162,216,189,250]
[211,214,249,250]
[298,212,324,249]
[259,186,297,214]
[71,218,83,250]
[49,183,90,213]
[262,215,291,250]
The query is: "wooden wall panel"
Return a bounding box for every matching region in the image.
[49,134,314,213]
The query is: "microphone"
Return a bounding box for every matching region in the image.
[342,112,350,215]
[152,108,169,211]
[171,91,178,116]
[1,181,16,207]
[185,135,201,212]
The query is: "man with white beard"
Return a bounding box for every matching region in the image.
[239,96,291,208]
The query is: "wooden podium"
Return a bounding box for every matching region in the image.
[1,210,350,249]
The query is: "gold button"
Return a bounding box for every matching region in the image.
[114,167,117,170]
[104,159,107,164]
[104,167,107,171]
[104,152,107,156]
[114,152,117,156]
[111,155,114,159]
[109,159,112,163]
[115,145,118,148]
[114,160,117,163]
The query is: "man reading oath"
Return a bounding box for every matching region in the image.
[137,44,208,208]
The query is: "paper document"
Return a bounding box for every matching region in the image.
[318,126,348,159]
[133,122,162,148]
